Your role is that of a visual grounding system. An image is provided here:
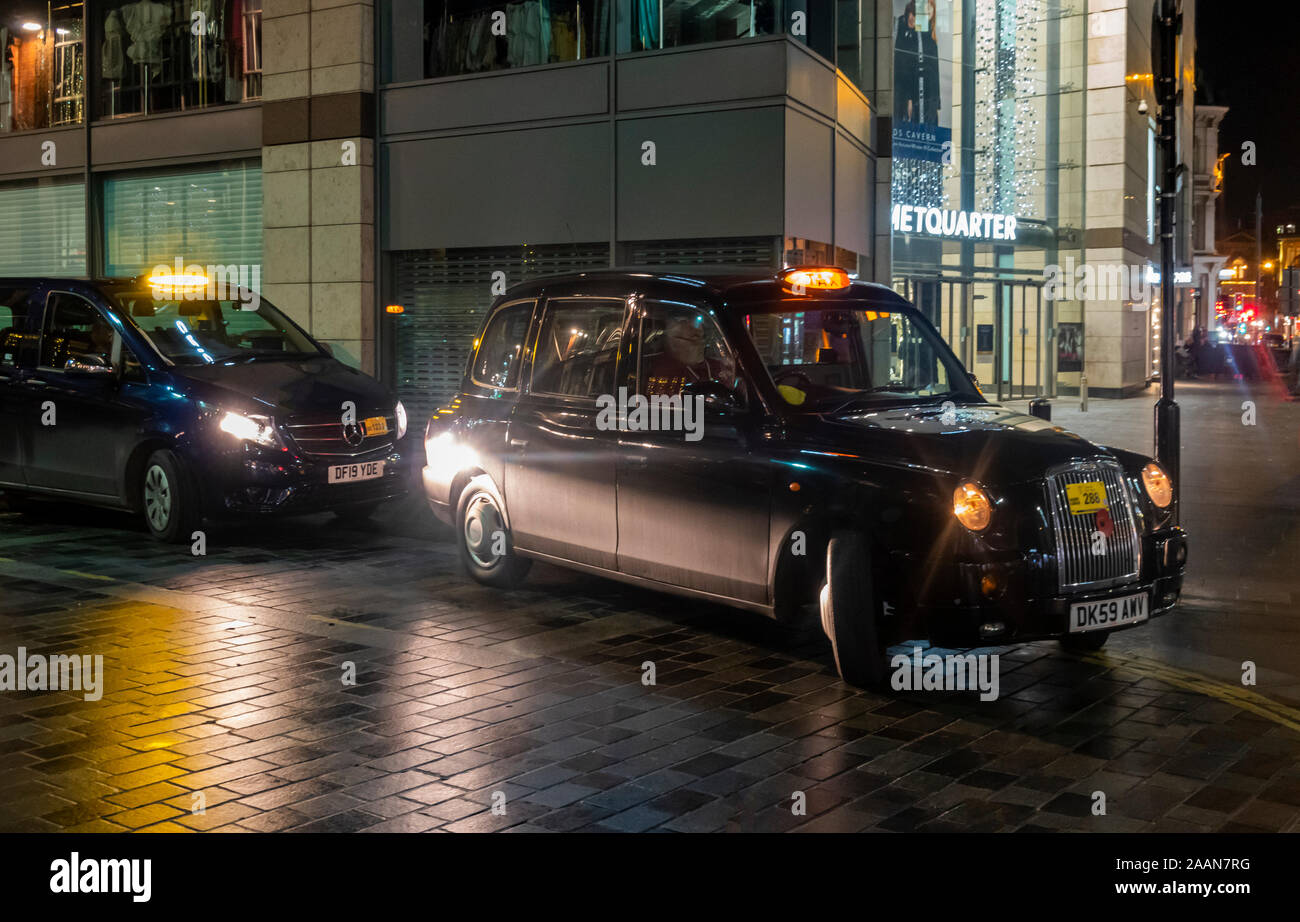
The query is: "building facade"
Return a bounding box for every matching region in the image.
[0,0,1199,412]
[1190,102,1226,331]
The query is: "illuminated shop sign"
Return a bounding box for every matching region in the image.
[1144,266,1194,285]
[891,204,1018,241]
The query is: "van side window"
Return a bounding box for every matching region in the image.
[530,299,626,399]
[471,301,534,389]
[41,294,116,371]
[0,288,37,369]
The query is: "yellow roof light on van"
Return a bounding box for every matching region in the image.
[782,267,851,290]
[148,273,209,292]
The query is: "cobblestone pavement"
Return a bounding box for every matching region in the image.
[1,381,1299,833]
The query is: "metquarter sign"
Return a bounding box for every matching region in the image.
[891,204,1019,242]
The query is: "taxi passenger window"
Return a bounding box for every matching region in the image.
[41,294,117,371]
[471,301,534,389]
[530,299,626,399]
[0,288,37,369]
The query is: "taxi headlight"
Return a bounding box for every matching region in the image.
[1141,462,1173,508]
[953,482,992,532]
[219,411,279,448]
[395,401,408,440]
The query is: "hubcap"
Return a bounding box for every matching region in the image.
[144,464,172,532]
[463,493,505,569]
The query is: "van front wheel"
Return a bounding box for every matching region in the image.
[141,450,199,543]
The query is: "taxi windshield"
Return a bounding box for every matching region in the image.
[109,290,322,365]
[742,305,979,410]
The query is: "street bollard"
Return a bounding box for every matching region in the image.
[1080,374,1088,412]
[1028,398,1051,421]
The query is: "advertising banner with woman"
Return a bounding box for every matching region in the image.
[892,0,952,163]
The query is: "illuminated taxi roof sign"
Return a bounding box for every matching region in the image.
[782,267,851,290]
[147,273,210,292]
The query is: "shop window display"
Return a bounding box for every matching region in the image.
[623,0,778,52]
[95,0,262,119]
[424,0,608,78]
[1,3,85,132]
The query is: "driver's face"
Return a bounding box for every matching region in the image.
[90,320,113,349]
[666,319,706,365]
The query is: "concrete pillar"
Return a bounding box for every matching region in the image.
[260,0,376,374]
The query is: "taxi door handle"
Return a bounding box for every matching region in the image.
[509,437,528,447]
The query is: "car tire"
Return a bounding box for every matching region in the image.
[333,502,382,524]
[141,450,200,543]
[1060,631,1110,652]
[820,530,887,688]
[455,477,531,588]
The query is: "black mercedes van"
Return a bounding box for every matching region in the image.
[0,276,411,541]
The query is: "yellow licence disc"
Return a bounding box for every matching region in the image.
[1066,481,1107,514]
[363,416,389,436]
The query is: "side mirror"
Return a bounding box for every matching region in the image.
[64,356,115,377]
[319,342,335,357]
[682,379,742,412]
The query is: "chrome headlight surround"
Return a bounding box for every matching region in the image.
[395,401,408,440]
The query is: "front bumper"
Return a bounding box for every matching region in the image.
[196,440,413,519]
[909,527,1187,647]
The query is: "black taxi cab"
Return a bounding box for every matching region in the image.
[420,267,1188,686]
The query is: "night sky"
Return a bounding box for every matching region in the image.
[1196,1,1300,244]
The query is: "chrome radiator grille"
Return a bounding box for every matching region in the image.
[285,413,395,458]
[1044,460,1142,592]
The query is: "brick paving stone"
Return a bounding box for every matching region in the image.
[3,433,1300,835]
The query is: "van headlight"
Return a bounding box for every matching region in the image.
[395,401,408,440]
[1141,462,1173,508]
[219,411,280,448]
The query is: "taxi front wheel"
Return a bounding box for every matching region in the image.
[821,530,888,688]
[141,450,199,543]
[456,477,531,589]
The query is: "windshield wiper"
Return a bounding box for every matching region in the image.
[822,385,926,415]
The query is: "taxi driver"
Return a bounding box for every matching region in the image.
[645,313,734,397]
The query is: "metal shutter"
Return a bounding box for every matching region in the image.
[103,162,262,277]
[621,236,778,268]
[0,179,87,276]
[391,243,610,421]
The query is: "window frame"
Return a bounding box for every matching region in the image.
[633,295,747,411]
[38,290,120,375]
[525,294,634,402]
[0,288,39,371]
[468,298,537,392]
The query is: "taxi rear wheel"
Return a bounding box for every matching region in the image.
[1060,631,1110,652]
[456,477,531,588]
[820,530,888,688]
[141,450,199,543]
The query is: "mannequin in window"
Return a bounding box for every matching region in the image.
[189,0,225,85]
[0,28,11,131]
[122,0,172,79]
[103,10,126,81]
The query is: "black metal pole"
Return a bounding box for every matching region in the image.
[1154,0,1181,523]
